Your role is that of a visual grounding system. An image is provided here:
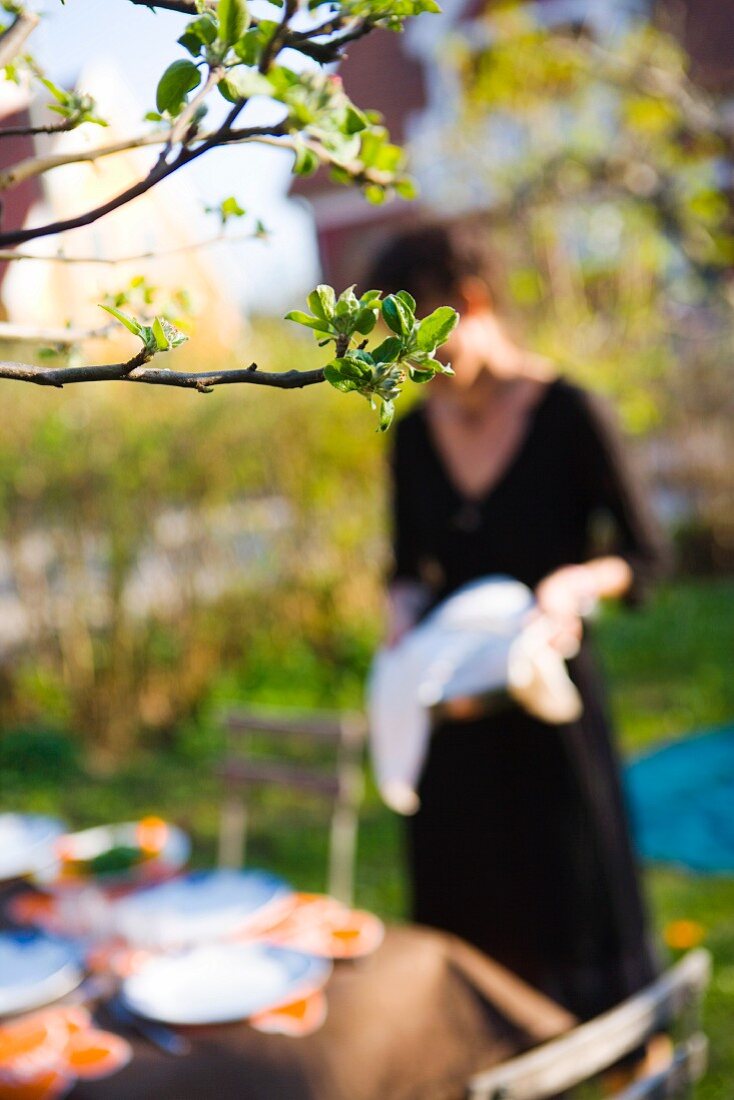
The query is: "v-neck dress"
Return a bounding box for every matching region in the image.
[389,378,667,1021]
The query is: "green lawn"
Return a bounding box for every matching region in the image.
[2,578,733,1096]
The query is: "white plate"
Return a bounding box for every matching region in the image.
[33,820,191,891]
[122,941,331,1025]
[111,869,293,949]
[0,814,65,882]
[0,932,82,1016]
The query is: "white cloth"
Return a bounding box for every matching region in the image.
[368,577,583,815]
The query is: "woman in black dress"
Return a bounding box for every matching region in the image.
[368,220,668,1023]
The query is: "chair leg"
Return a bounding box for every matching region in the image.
[328,803,358,906]
[218,794,248,869]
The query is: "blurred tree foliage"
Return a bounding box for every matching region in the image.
[410,6,734,548]
[0,325,386,761]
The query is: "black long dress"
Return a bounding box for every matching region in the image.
[390,377,668,1022]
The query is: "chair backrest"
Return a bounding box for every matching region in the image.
[467,949,711,1100]
[216,705,366,905]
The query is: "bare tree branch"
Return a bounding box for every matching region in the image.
[127,0,204,15]
[259,0,299,74]
[0,155,186,247]
[0,358,326,392]
[0,9,40,69]
[0,121,286,247]
[283,18,375,64]
[0,131,170,192]
[0,322,113,345]
[0,121,277,193]
[0,118,76,139]
[0,228,262,266]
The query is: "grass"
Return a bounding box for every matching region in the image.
[2,578,733,1096]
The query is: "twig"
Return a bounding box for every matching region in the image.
[127,0,206,14]
[0,10,40,69]
[0,120,286,247]
[0,118,76,139]
[0,131,171,192]
[0,229,262,266]
[0,321,114,345]
[0,359,326,391]
[283,19,374,64]
[259,0,299,75]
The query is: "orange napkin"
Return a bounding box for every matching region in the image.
[0,1006,131,1099]
[249,989,328,1037]
[256,893,385,959]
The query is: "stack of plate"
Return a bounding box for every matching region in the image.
[121,941,331,1025]
[110,869,293,950]
[0,932,82,1016]
[33,820,191,892]
[0,814,65,883]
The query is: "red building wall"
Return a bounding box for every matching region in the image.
[0,106,42,311]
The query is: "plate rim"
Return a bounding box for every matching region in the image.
[120,941,332,1026]
[0,932,83,1017]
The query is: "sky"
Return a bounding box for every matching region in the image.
[32,0,321,312]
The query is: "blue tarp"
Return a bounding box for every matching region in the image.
[625,724,734,875]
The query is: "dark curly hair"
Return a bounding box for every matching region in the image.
[363,216,504,309]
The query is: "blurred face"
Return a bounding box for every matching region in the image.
[417,277,498,389]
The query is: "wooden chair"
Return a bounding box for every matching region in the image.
[216,706,367,906]
[467,948,711,1100]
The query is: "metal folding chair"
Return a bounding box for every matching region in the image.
[467,949,711,1099]
[216,706,366,906]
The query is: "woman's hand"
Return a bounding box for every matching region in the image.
[535,567,589,655]
[535,557,634,654]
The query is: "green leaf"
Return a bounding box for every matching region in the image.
[382,294,412,337]
[409,366,435,384]
[181,12,217,50]
[141,326,157,352]
[379,398,395,432]
[324,363,360,392]
[152,316,170,351]
[416,306,459,351]
[218,0,249,46]
[220,195,246,221]
[178,31,205,56]
[293,143,320,177]
[338,284,359,308]
[99,304,146,340]
[372,336,403,363]
[218,67,271,103]
[315,285,336,320]
[338,357,371,381]
[354,308,377,335]
[396,290,416,314]
[306,290,327,322]
[344,105,368,134]
[157,317,189,349]
[360,290,382,305]
[395,177,419,200]
[234,27,263,65]
[156,59,201,116]
[39,76,69,105]
[364,184,386,205]
[285,310,330,334]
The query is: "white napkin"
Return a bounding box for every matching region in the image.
[368,577,583,815]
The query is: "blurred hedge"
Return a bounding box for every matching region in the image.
[0,324,386,761]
